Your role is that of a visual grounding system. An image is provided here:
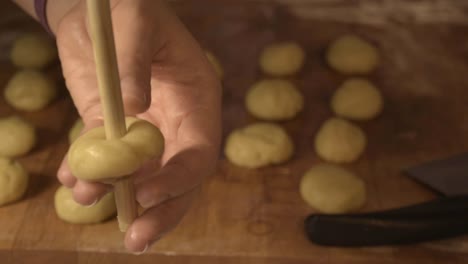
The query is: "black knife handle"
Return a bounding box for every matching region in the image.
[305,196,468,247]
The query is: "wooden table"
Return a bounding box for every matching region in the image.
[1,0,468,263]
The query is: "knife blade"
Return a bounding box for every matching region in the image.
[304,153,468,247]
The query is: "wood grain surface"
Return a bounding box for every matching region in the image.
[1,0,468,263]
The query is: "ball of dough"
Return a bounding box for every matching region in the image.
[331,78,383,121]
[0,158,29,206]
[300,164,366,214]
[224,123,294,168]
[315,118,366,163]
[205,51,223,79]
[259,42,305,76]
[69,118,84,144]
[54,186,116,224]
[4,70,57,112]
[326,34,379,74]
[10,33,57,69]
[68,117,164,181]
[0,116,36,157]
[246,79,304,121]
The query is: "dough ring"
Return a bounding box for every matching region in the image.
[68,117,164,181]
[54,186,116,224]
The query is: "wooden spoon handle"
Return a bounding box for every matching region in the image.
[86,0,137,232]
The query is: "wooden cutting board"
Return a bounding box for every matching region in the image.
[1,0,468,263]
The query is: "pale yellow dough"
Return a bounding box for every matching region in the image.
[68,117,164,181]
[54,186,116,224]
[326,34,379,74]
[300,164,366,214]
[224,123,294,168]
[260,42,305,76]
[69,118,84,144]
[0,158,29,206]
[205,51,223,79]
[331,78,383,121]
[4,70,57,111]
[10,33,57,69]
[0,116,36,157]
[246,79,303,121]
[315,118,366,163]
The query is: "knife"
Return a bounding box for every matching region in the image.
[304,153,468,247]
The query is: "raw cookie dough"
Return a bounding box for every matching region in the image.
[54,186,116,224]
[224,123,294,168]
[4,70,57,112]
[246,79,304,121]
[326,34,379,74]
[259,42,305,76]
[0,158,29,206]
[315,118,366,163]
[331,78,383,121]
[205,51,223,79]
[68,117,164,181]
[69,118,84,143]
[10,33,57,69]
[300,164,366,213]
[0,116,36,157]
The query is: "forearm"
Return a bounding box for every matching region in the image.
[12,0,79,34]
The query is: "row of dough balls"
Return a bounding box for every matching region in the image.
[0,33,58,207]
[0,116,36,206]
[6,33,58,112]
[206,34,379,79]
[222,35,381,214]
[306,36,382,213]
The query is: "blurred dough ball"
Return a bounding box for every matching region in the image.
[10,33,57,69]
[0,116,36,157]
[300,164,366,213]
[0,158,29,206]
[260,42,305,76]
[69,118,84,144]
[54,186,116,224]
[225,123,294,168]
[246,79,304,121]
[326,34,379,74]
[5,70,57,111]
[331,78,383,120]
[205,51,223,79]
[315,118,366,163]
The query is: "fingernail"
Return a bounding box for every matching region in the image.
[132,243,148,256]
[84,198,98,208]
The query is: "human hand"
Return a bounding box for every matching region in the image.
[54,0,221,253]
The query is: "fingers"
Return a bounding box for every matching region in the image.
[58,0,157,123]
[125,188,198,253]
[112,0,155,114]
[57,157,76,188]
[135,146,212,209]
[72,180,111,206]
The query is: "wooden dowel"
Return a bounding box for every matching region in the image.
[86,0,137,232]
